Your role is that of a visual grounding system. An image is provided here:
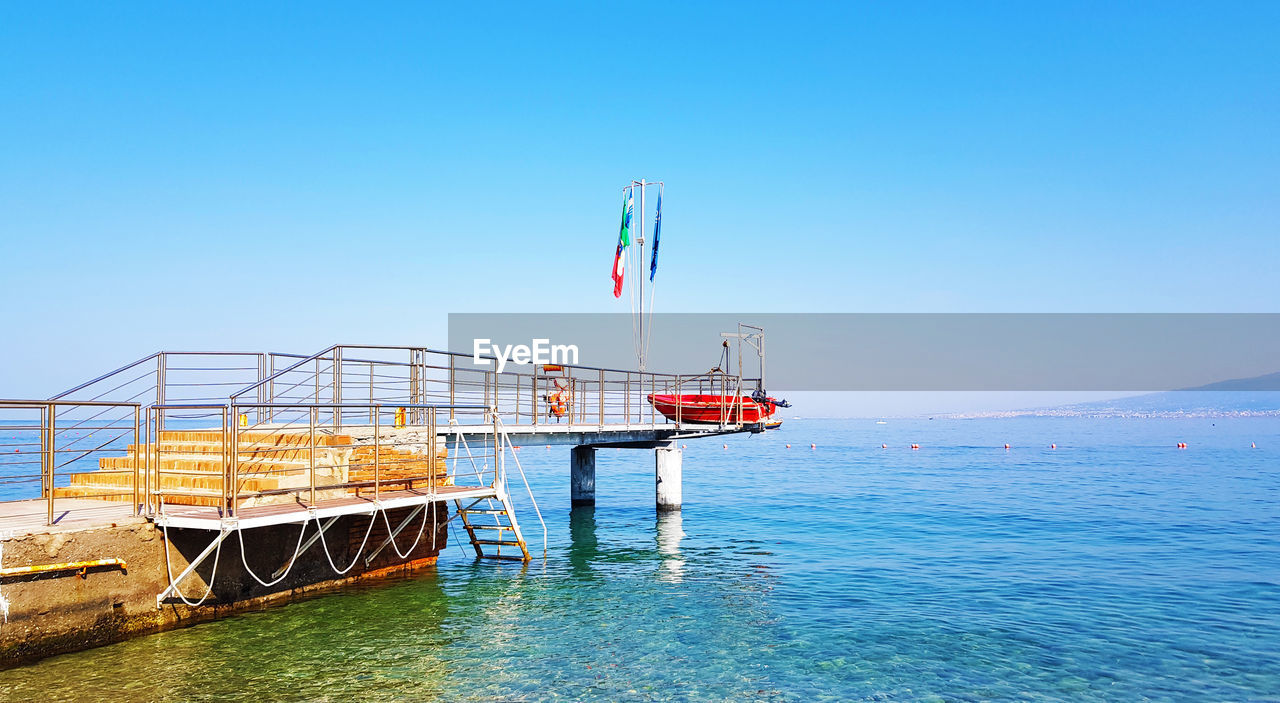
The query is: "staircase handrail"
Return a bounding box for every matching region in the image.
[494,416,548,558]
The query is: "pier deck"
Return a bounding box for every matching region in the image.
[1,343,766,538]
[0,498,140,536]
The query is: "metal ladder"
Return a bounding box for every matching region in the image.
[444,415,545,562]
[455,493,530,561]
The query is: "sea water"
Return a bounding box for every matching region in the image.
[0,417,1276,702]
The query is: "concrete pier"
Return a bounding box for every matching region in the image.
[655,442,682,511]
[0,504,448,667]
[570,446,596,506]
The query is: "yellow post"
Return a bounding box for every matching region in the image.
[394,407,406,429]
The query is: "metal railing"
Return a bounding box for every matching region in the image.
[146,402,497,519]
[0,399,141,526]
[0,343,763,525]
[229,344,760,433]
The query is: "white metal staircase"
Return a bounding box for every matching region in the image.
[455,495,530,561]
[447,417,545,563]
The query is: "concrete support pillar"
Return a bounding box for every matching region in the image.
[570,445,596,506]
[655,442,682,511]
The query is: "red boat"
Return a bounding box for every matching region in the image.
[647,393,786,425]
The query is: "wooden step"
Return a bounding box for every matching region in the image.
[61,428,452,507]
[101,454,309,472]
[158,430,353,447]
[52,485,219,507]
[69,471,284,492]
[128,444,319,461]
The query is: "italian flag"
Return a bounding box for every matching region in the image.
[612,190,633,298]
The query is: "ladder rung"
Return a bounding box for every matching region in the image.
[466,524,511,530]
[460,508,507,515]
[474,539,523,546]
[480,554,528,562]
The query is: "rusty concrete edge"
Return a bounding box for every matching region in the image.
[0,554,439,669]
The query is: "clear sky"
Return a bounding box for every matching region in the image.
[1,2,1277,404]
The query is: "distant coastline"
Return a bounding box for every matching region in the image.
[941,390,1280,419]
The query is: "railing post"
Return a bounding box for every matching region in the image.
[257,353,267,423]
[133,405,141,515]
[428,407,437,496]
[334,347,343,430]
[373,407,380,502]
[225,406,234,516]
[145,406,152,516]
[268,354,277,423]
[156,353,166,432]
[308,406,317,506]
[491,408,500,488]
[598,370,605,426]
[625,373,631,425]
[720,373,727,428]
[531,372,537,427]
[675,375,682,426]
[449,355,456,422]
[368,362,375,424]
[650,375,656,427]
[567,377,574,430]
[45,403,54,526]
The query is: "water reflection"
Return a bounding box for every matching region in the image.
[655,511,685,582]
[567,506,598,579]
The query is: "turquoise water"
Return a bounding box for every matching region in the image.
[2,417,1278,701]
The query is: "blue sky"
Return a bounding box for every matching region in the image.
[1,2,1277,402]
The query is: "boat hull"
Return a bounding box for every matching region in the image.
[646,393,778,424]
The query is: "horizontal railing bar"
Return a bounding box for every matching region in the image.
[165,366,261,371]
[157,402,490,410]
[49,353,159,400]
[0,400,142,408]
[230,344,338,400]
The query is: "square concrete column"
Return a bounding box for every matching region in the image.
[655,442,682,511]
[571,445,596,506]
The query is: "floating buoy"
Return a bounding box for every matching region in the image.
[681,444,687,449]
[1252,442,1256,448]
[911,444,919,450]
[1004,443,1011,450]
[1177,442,1186,449]
[881,443,887,449]
[723,444,728,449]
[545,445,551,450]
[810,443,816,449]
[1050,444,1056,449]
[785,444,791,449]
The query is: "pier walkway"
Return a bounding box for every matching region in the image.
[0,344,765,559]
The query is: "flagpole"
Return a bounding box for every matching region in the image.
[638,178,646,371]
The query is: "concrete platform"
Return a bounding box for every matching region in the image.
[0,498,141,538]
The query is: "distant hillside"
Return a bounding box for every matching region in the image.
[1181,371,1280,391]
[1044,390,1280,418]
[945,371,1280,418]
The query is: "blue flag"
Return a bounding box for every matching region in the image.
[649,192,662,281]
